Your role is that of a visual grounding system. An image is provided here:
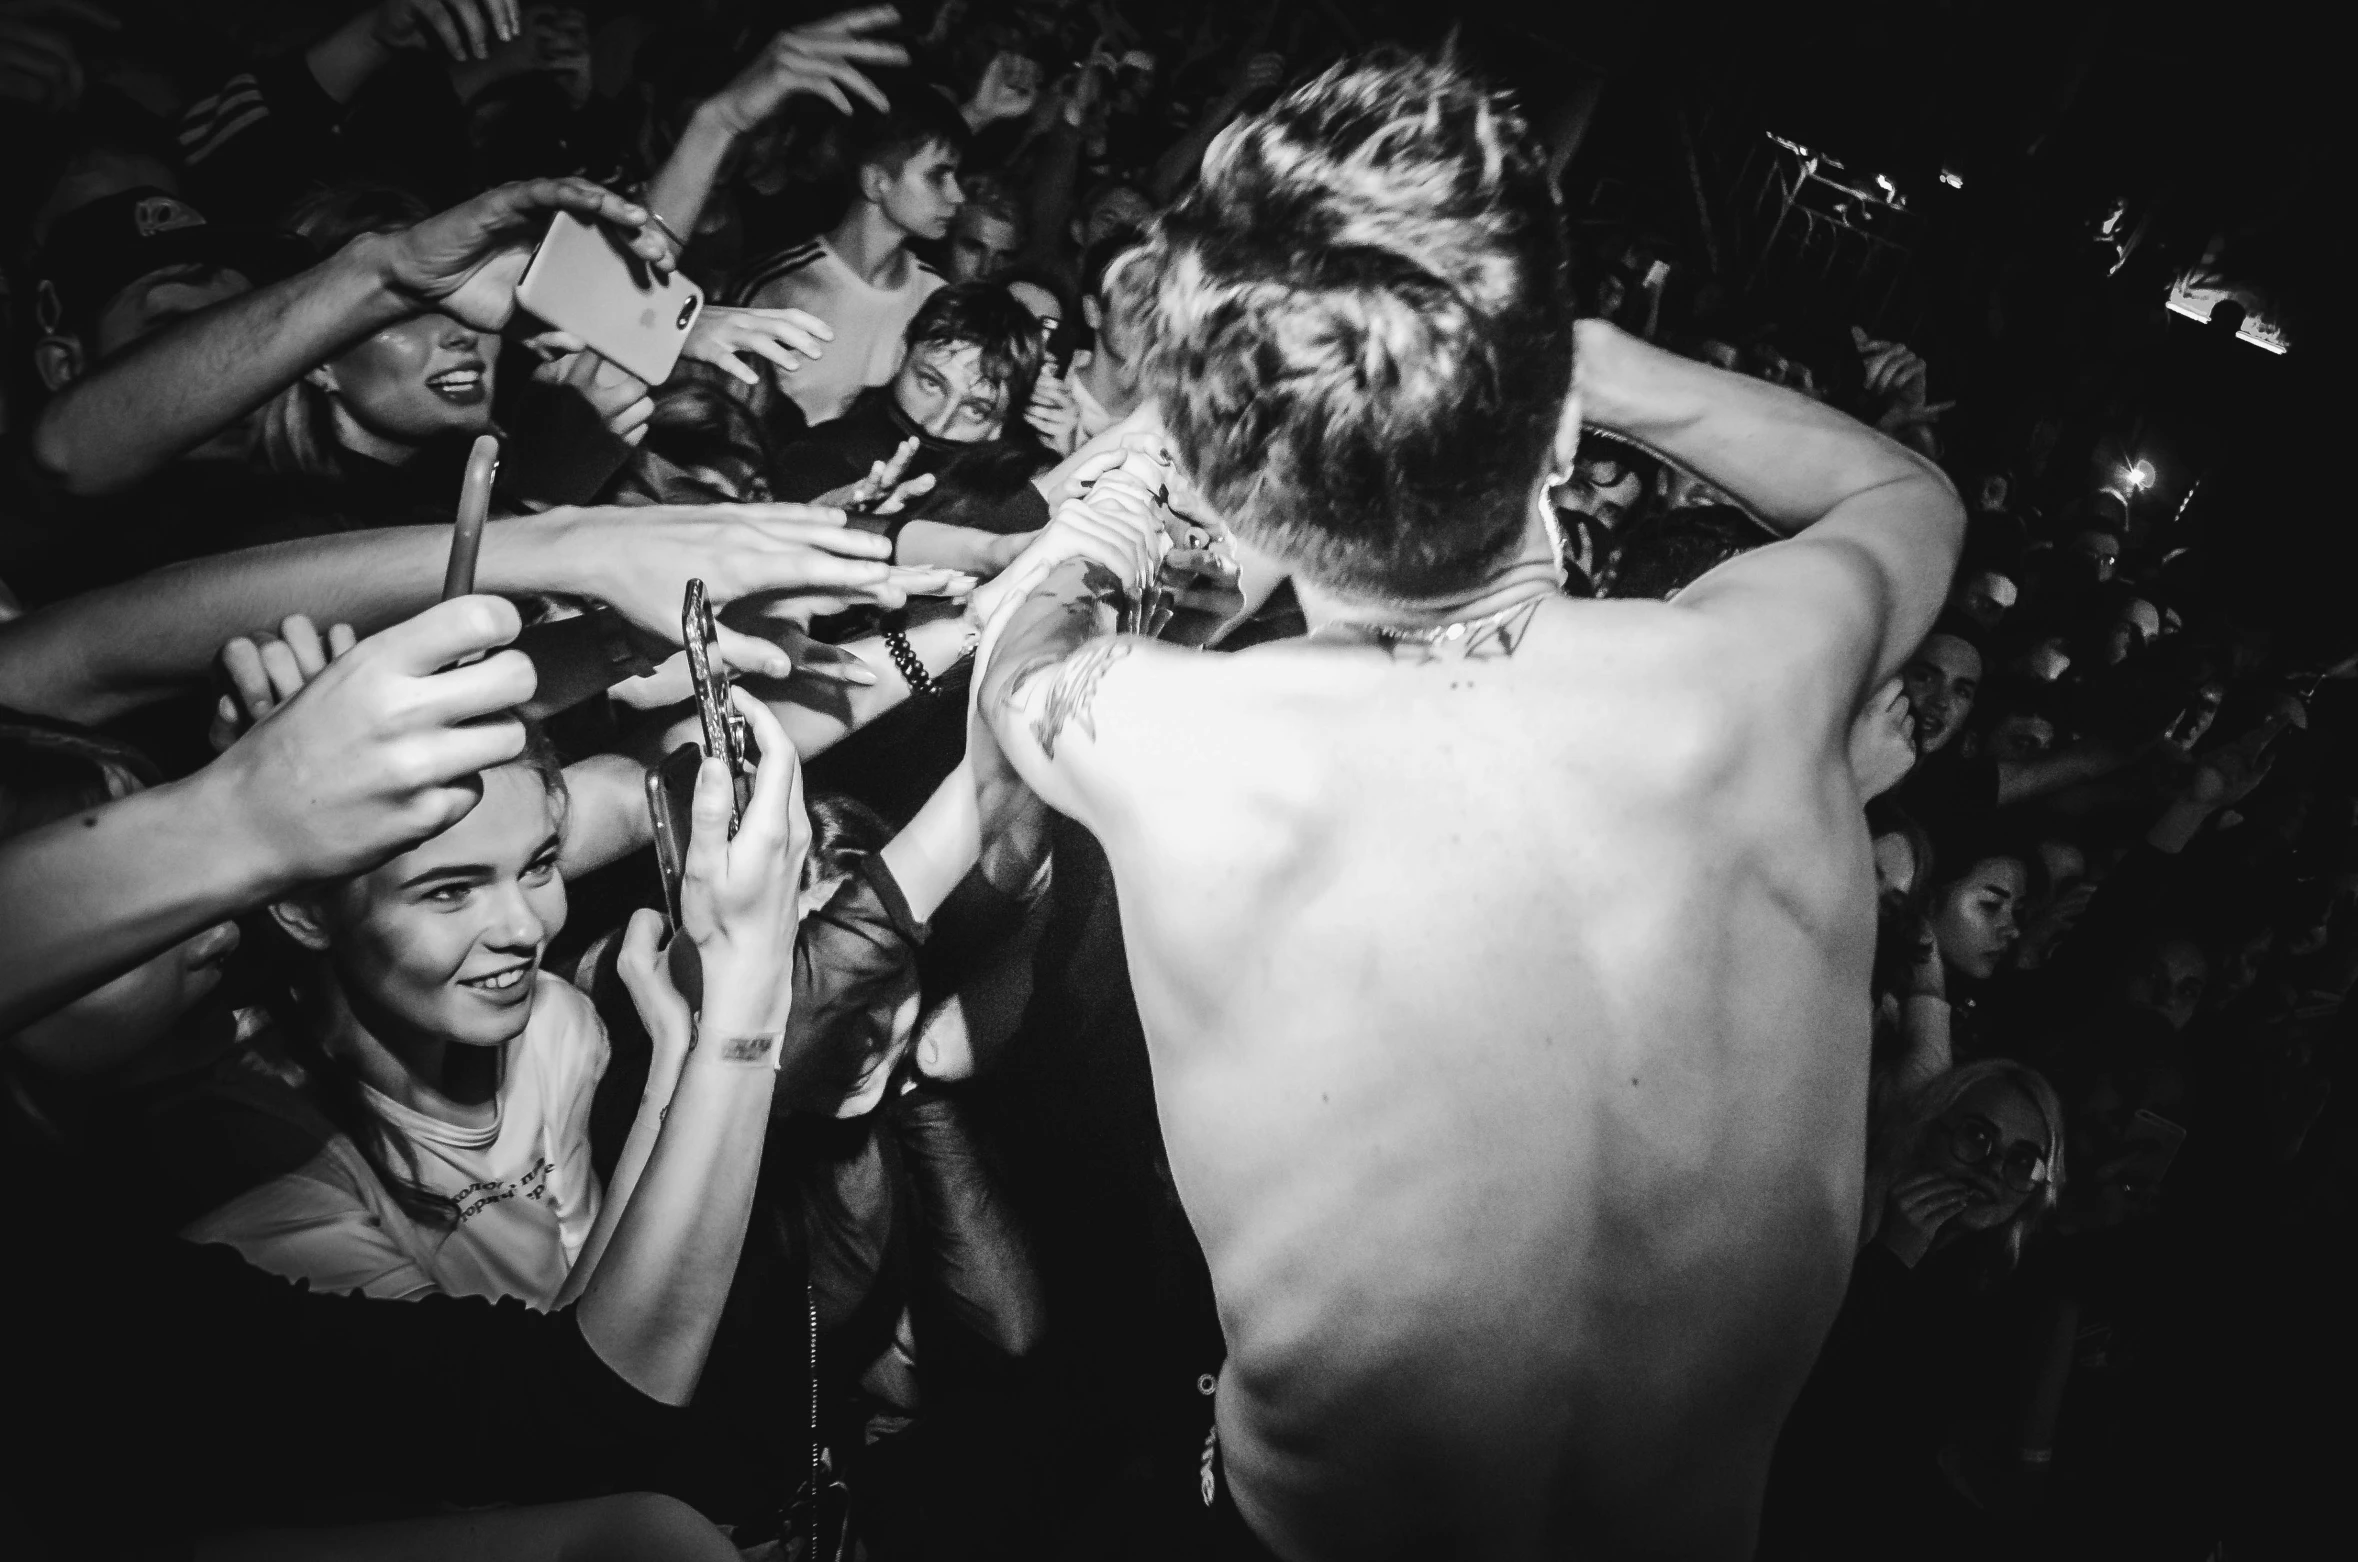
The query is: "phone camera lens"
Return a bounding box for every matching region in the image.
[676,298,698,331]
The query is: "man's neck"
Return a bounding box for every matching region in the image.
[1292,507,1567,644]
[828,206,912,288]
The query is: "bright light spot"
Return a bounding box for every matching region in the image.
[1939,169,1964,189]
[2131,460,2156,489]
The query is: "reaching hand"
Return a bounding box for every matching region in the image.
[1884,1170,1976,1263]
[973,457,1170,627]
[2182,724,2279,812]
[616,907,696,1076]
[1848,675,1917,801]
[682,305,834,386]
[812,435,935,516]
[1024,362,1082,456]
[567,503,909,633]
[965,48,1042,127]
[705,5,904,133]
[371,178,667,333]
[207,615,358,753]
[679,689,808,1038]
[372,0,517,63]
[537,348,653,445]
[210,597,535,884]
[1,0,112,113]
[611,620,876,710]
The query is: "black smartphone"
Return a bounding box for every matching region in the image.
[645,743,700,931]
[680,578,752,829]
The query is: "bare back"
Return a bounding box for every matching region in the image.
[1084,597,1875,1560]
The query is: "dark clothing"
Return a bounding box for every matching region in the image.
[2,1167,680,1556]
[771,390,1052,539]
[1897,747,2002,870]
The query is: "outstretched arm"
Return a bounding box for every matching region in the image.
[0,599,534,1033]
[1577,319,1963,713]
[0,503,909,726]
[33,178,667,497]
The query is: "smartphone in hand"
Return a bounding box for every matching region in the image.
[515,211,703,386]
[442,434,500,600]
[681,578,753,830]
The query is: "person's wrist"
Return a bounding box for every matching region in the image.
[484,506,601,601]
[696,985,792,1048]
[691,94,755,143]
[344,229,437,324]
[177,761,303,906]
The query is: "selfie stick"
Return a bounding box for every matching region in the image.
[443,434,500,600]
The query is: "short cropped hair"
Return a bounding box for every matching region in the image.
[1135,50,1573,597]
[843,80,972,181]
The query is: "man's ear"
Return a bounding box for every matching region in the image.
[269,897,335,953]
[33,335,86,394]
[1081,293,1104,333]
[857,160,891,207]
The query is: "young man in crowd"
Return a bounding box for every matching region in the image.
[731,88,970,426]
[969,54,1963,1559]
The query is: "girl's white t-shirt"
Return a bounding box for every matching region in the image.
[182,976,609,1309]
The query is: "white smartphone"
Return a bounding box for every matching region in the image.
[514,211,703,386]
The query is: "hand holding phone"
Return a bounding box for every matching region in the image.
[442,434,501,600]
[514,211,704,385]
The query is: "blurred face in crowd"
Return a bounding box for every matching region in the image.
[279,764,567,1052]
[526,4,592,106]
[9,920,241,1081]
[2170,680,2227,749]
[893,341,1010,443]
[1980,709,2055,762]
[2009,634,2071,684]
[313,312,497,454]
[1872,830,1920,904]
[2118,935,2208,1032]
[2104,597,2161,665]
[1554,454,1644,531]
[1005,280,1061,340]
[870,142,964,242]
[2071,528,2121,583]
[1977,474,2010,513]
[946,206,1021,282]
[1079,184,1154,248]
[1901,632,1982,755]
[1949,568,2017,631]
[1929,1076,2051,1232]
[1932,856,2026,979]
[2036,838,2087,898]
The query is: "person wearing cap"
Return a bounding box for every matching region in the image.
[28,188,306,460]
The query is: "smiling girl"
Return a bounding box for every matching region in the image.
[184,735,608,1307]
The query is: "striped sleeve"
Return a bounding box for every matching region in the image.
[727,239,828,306]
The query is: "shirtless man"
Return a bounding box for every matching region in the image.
[966,54,1963,1561]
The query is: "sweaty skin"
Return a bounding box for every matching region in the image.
[976,323,1961,1560]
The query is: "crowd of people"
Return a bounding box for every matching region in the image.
[0,2,2338,1560]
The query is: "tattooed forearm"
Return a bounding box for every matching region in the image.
[1021,638,1131,757]
[980,558,1133,760]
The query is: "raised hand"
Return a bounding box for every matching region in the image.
[680,690,808,1041]
[973,457,1170,627]
[372,0,517,62]
[615,907,696,1077]
[1883,1170,1975,1264]
[536,348,653,445]
[208,596,535,884]
[965,48,1042,127]
[1024,362,1082,455]
[207,614,358,753]
[1848,674,1917,801]
[369,178,668,333]
[682,305,834,386]
[704,5,905,133]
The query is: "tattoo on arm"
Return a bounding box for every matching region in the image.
[716,1034,780,1065]
[1018,638,1131,758]
[984,558,1134,760]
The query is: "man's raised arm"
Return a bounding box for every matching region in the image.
[969,466,1174,822]
[33,178,668,496]
[1577,319,1964,705]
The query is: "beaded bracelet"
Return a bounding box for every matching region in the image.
[883,625,937,697]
